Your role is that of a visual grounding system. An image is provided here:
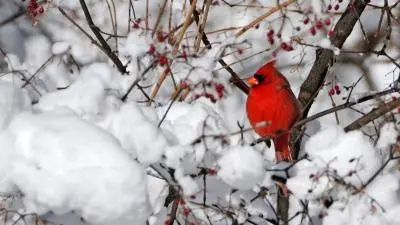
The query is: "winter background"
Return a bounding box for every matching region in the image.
[0,0,399,225]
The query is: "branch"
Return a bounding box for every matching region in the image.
[189,0,249,94]
[0,8,25,27]
[297,0,369,117]
[78,0,127,74]
[344,97,400,132]
[295,0,369,159]
[294,87,399,128]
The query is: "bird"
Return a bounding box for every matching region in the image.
[246,60,301,161]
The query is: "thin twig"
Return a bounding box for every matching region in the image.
[194,0,212,52]
[234,0,296,38]
[78,0,127,74]
[172,0,197,56]
[190,2,249,94]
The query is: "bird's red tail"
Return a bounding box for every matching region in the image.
[274,133,293,161]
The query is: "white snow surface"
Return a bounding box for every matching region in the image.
[217,145,264,190]
[0,109,150,225]
[107,102,168,165]
[288,126,382,198]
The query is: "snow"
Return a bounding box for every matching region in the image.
[217,145,264,190]
[52,42,70,55]
[0,109,150,225]
[376,123,398,149]
[36,63,115,115]
[2,0,400,224]
[288,126,382,199]
[107,102,168,165]
[178,176,200,196]
[0,81,31,131]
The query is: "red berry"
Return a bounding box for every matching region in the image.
[178,199,185,205]
[280,42,294,51]
[158,55,168,66]
[237,48,243,55]
[215,83,224,98]
[267,29,274,37]
[327,4,332,10]
[149,45,156,55]
[183,207,190,217]
[189,195,196,199]
[157,31,166,42]
[303,18,310,24]
[309,27,317,35]
[267,37,274,45]
[38,7,44,14]
[208,168,217,176]
[334,84,340,91]
[328,30,334,37]
[164,218,172,225]
[334,4,339,10]
[182,50,187,60]
[255,24,260,29]
[324,18,331,26]
[335,89,341,95]
[329,89,335,96]
[315,20,323,29]
[180,80,189,89]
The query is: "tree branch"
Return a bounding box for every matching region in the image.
[189,0,249,94]
[344,97,400,132]
[298,0,369,117]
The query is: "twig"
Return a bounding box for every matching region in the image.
[121,61,158,101]
[158,88,183,127]
[152,0,168,37]
[21,54,56,88]
[190,1,249,94]
[172,0,197,56]
[0,8,25,27]
[194,0,212,52]
[293,87,398,128]
[234,0,296,38]
[78,0,127,74]
[148,67,171,105]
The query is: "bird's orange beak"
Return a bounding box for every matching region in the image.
[247,77,259,87]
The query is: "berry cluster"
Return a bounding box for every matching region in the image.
[192,81,225,103]
[148,44,169,67]
[27,0,45,19]
[328,84,341,96]
[327,0,343,12]
[304,17,333,36]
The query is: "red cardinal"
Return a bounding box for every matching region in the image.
[246,60,301,161]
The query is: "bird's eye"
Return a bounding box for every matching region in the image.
[254,74,265,84]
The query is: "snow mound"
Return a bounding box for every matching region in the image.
[108,102,168,165]
[217,145,264,190]
[288,125,382,198]
[0,81,31,131]
[36,63,115,115]
[0,109,150,225]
